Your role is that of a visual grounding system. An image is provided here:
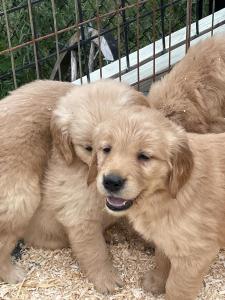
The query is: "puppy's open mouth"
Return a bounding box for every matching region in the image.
[106,196,134,211]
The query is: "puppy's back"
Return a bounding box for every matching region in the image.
[148,35,225,133]
[0,80,73,176]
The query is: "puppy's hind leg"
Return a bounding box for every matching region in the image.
[0,175,41,283]
[25,208,69,250]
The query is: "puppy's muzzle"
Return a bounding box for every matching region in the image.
[103,173,126,192]
[102,173,134,212]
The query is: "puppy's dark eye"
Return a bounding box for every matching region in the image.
[137,152,150,161]
[85,145,92,152]
[103,146,111,154]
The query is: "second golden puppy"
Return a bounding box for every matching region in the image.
[25,80,148,293]
[89,106,225,300]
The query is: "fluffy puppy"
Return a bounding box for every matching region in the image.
[89,106,225,300]
[25,80,148,293]
[0,80,73,283]
[148,35,225,133]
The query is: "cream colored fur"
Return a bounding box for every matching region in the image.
[91,106,225,300]
[25,80,149,293]
[148,35,225,133]
[0,80,73,283]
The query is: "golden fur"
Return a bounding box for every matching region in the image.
[0,80,73,283]
[25,80,148,293]
[148,35,225,133]
[90,106,225,300]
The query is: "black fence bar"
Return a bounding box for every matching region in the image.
[121,0,130,70]
[77,0,90,82]
[0,0,224,97]
[160,0,166,50]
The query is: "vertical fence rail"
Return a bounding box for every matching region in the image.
[121,0,130,71]
[74,0,83,84]
[96,0,102,79]
[160,0,166,50]
[136,0,140,90]
[152,1,156,82]
[51,0,61,80]
[117,2,122,82]
[168,0,173,71]
[196,0,203,34]
[28,0,40,79]
[2,0,17,88]
[77,0,90,82]
[185,0,192,52]
[211,0,215,36]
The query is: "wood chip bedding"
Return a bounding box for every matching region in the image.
[1,224,224,300]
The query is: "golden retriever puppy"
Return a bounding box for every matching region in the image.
[89,106,225,300]
[0,80,73,283]
[25,80,148,293]
[148,35,225,133]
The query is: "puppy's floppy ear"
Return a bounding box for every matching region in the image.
[87,153,98,185]
[168,137,193,198]
[50,108,75,165]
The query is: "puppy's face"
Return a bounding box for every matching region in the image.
[89,108,193,216]
[50,80,149,167]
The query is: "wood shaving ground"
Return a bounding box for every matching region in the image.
[0,224,224,300]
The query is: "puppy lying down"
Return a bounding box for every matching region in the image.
[148,35,225,133]
[89,106,225,300]
[25,80,148,293]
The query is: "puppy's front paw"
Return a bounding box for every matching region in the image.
[90,266,123,294]
[0,264,26,284]
[141,270,166,295]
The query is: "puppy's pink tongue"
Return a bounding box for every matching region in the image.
[106,196,134,211]
[107,196,127,207]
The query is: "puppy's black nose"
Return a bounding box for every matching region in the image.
[103,174,126,192]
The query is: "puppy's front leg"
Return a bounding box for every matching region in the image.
[165,250,218,300]
[66,222,122,293]
[142,247,170,295]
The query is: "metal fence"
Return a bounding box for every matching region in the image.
[0,0,224,98]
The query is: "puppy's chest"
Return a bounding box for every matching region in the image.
[129,208,161,242]
[129,209,202,257]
